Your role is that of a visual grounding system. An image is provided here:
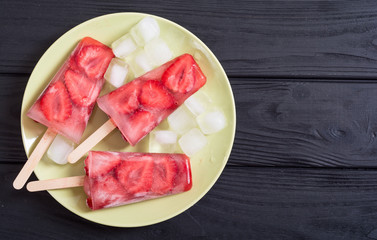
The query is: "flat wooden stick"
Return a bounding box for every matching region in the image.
[13,128,57,190]
[68,119,116,164]
[26,175,85,192]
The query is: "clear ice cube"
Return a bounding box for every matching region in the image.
[149,130,177,153]
[129,50,154,77]
[144,38,173,66]
[130,16,160,46]
[112,33,138,58]
[154,130,178,144]
[104,58,129,88]
[167,106,197,135]
[196,110,227,134]
[47,135,74,165]
[178,128,207,157]
[184,90,212,116]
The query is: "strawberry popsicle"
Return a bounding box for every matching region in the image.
[14,37,114,189]
[84,151,192,210]
[97,53,206,146]
[68,53,206,163]
[26,151,193,211]
[27,37,114,143]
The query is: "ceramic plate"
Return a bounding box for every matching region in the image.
[20,12,236,227]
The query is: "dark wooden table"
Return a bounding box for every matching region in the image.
[3,1,377,239]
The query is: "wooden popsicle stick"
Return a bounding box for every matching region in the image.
[68,119,116,164]
[27,175,85,192]
[13,128,57,190]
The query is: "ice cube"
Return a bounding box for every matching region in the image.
[196,110,227,134]
[149,130,177,153]
[178,128,207,157]
[154,130,178,144]
[129,50,154,77]
[167,106,197,135]
[144,38,173,66]
[47,135,74,165]
[112,33,138,58]
[130,17,160,46]
[184,90,212,116]
[104,58,129,88]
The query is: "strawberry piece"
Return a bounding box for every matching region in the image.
[126,110,156,145]
[64,69,100,107]
[40,81,72,122]
[108,81,140,114]
[115,156,154,195]
[151,156,177,194]
[67,56,80,73]
[139,80,174,110]
[76,45,113,79]
[193,64,207,90]
[88,174,128,210]
[85,152,122,178]
[161,54,196,93]
[175,154,193,191]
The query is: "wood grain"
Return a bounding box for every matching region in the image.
[232,79,377,167]
[68,119,116,164]
[192,166,377,239]
[3,1,377,78]
[8,76,377,168]
[13,128,56,190]
[3,0,377,239]
[3,163,377,239]
[0,74,28,163]
[26,176,85,192]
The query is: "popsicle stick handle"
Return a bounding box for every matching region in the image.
[13,128,57,190]
[27,176,85,192]
[68,119,116,164]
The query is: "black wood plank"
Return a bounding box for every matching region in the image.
[194,166,377,239]
[232,79,377,167]
[5,0,377,239]
[0,74,28,163]
[3,164,377,239]
[3,1,377,78]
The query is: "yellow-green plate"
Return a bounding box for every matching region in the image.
[20,12,236,227]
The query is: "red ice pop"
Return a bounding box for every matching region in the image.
[84,151,192,210]
[27,37,114,143]
[26,151,193,211]
[68,54,206,163]
[14,37,114,189]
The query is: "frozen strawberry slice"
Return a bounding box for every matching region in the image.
[64,69,100,107]
[76,45,114,79]
[140,80,174,110]
[173,154,193,192]
[67,57,80,73]
[108,81,140,114]
[116,155,154,195]
[87,174,128,210]
[151,156,177,194]
[40,81,72,122]
[126,110,156,145]
[161,54,196,93]
[85,152,122,178]
[193,64,207,90]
